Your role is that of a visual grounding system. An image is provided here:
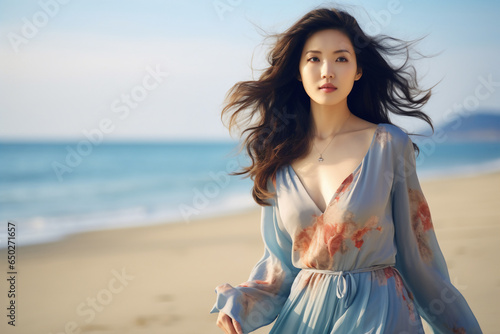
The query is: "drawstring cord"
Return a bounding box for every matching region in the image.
[303,264,394,308]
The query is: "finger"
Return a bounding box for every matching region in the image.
[217,313,238,334]
[233,318,244,334]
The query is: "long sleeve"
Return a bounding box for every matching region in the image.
[210,180,300,333]
[391,135,482,333]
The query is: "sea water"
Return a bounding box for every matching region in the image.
[1,140,499,247]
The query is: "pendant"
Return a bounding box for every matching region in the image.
[318,155,324,162]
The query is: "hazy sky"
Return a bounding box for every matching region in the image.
[1,0,499,141]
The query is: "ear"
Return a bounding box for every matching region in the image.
[355,67,362,81]
[297,73,302,82]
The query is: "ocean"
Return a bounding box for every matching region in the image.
[1,139,500,248]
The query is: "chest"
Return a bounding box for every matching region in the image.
[290,126,378,213]
[290,161,360,213]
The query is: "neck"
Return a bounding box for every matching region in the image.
[310,100,351,139]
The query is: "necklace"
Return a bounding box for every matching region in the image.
[313,113,351,163]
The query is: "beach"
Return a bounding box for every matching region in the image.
[1,172,498,334]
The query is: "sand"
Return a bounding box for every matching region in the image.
[1,172,498,334]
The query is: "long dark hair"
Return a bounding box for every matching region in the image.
[222,7,433,206]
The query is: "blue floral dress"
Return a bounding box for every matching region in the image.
[210,123,482,333]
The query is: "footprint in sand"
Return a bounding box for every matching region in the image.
[135,313,181,327]
[80,324,113,332]
[156,293,174,302]
[133,294,180,327]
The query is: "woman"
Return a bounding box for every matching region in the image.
[210,7,482,334]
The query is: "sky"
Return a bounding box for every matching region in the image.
[0,0,499,141]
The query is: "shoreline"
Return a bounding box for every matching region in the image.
[0,172,498,333]
[2,204,259,250]
[5,168,500,250]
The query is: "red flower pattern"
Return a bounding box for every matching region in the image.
[373,267,417,322]
[237,260,285,296]
[214,260,286,317]
[240,291,259,316]
[375,127,393,148]
[332,173,354,203]
[294,212,382,269]
[408,188,434,262]
[452,326,467,334]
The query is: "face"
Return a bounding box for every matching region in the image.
[298,29,362,108]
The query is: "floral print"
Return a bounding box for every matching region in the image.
[210,123,482,334]
[408,187,434,263]
[237,260,285,295]
[375,126,393,148]
[331,173,354,204]
[240,291,260,317]
[293,212,382,269]
[373,267,417,322]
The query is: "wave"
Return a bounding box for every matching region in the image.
[1,141,499,248]
[0,190,257,248]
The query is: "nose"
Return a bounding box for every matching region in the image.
[321,61,334,79]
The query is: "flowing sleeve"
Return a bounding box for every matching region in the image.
[391,134,482,333]
[209,179,300,333]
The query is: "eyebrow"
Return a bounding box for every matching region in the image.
[305,49,351,55]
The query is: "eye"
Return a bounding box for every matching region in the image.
[336,57,348,62]
[307,56,320,62]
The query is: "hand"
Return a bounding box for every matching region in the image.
[216,311,244,334]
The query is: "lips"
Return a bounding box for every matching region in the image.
[319,83,337,92]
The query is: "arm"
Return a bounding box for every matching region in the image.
[210,180,300,333]
[391,135,482,333]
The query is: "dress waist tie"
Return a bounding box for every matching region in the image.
[302,264,395,308]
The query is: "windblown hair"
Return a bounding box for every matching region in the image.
[222,7,433,206]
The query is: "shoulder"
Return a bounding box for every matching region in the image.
[376,123,413,150]
[377,123,410,141]
[347,119,409,147]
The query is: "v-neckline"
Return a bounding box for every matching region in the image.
[288,123,381,215]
